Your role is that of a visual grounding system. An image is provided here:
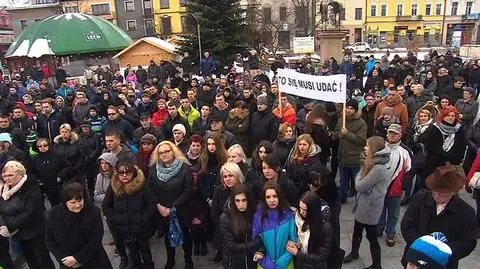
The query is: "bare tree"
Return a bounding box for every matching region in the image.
[289,0,318,36]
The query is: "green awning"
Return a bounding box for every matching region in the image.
[6,13,133,57]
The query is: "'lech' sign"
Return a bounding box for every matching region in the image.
[85,32,103,41]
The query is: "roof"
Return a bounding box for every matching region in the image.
[113,37,178,59]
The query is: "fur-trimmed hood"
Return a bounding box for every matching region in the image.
[53,131,79,144]
[373,147,390,165]
[228,108,249,120]
[111,167,145,197]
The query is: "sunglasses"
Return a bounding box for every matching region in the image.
[37,144,49,148]
[117,171,133,176]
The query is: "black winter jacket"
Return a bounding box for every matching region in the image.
[0,177,46,240]
[466,121,480,154]
[102,118,134,141]
[11,116,35,137]
[29,150,71,186]
[54,134,85,178]
[148,162,193,226]
[36,111,64,142]
[102,169,156,238]
[0,126,27,151]
[46,204,113,269]
[249,109,278,146]
[254,174,299,208]
[401,191,477,269]
[220,201,261,269]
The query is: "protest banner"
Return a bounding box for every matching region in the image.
[276,68,347,103]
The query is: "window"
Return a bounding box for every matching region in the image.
[381,5,387,16]
[426,4,431,15]
[411,4,417,15]
[145,19,154,36]
[279,7,287,21]
[91,4,110,15]
[161,16,171,35]
[35,0,48,3]
[0,16,6,26]
[181,16,193,33]
[451,2,458,15]
[263,7,272,23]
[278,31,290,49]
[20,20,27,30]
[126,20,137,31]
[295,6,306,26]
[143,0,152,15]
[466,1,473,15]
[65,6,79,13]
[355,8,362,20]
[397,4,403,16]
[160,0,169,9]
[370,5,376,16]
[125,0,134,11]
[436,4,441,15]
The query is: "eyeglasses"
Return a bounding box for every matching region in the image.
[158,149,172,155]
[117,171,133,176]
[37,144,48,148]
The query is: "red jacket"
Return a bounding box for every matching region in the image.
[152,108,169,127]
[466,152,480,186]
[42,65,53,78]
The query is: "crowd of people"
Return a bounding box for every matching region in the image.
[0,48,478,269]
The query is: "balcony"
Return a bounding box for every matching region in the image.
[462,13,480,21]
[396,15,423,21]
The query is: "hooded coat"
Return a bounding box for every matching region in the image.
[225,108,250,152]
[286,145,322,191]
[374,94,409,134]
[94,153,118,203]
[353,147,390,225]
[54,132,85,179]
[102,168,156,238]
[45,203,113,269]
[335,112,367,167]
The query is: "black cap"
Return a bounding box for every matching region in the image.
[80,120,92,128]
[140,112,151,120]
[346,99,359,112]
[210,113,223,122]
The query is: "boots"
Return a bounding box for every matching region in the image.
[193,241,200,256]
[343,252,359,263]
[200,241,208,256]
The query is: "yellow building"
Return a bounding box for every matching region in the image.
[62,0,117,24]
[366,0,444,48]
[153,0,189,36]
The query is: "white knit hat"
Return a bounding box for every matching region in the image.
[172,123,186,136]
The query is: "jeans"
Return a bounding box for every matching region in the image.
[339,166,361,201]
[377,196,402,239]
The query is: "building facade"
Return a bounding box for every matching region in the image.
[7,0,61,36]
[444,0,479,46]
[366,0,444,48]
[115,0,154,39]
[152,0,187,37]
[0,8,14,55]
[330,0,365,44]
[257,0,295,51]
[61,0,118,24]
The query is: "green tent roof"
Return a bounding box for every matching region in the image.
[6,13,133,57]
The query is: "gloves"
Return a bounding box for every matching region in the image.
[0,226,11,237]
[57,177,62,183]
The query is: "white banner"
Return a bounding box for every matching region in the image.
[293,36,315,54]
[276,68,347,103]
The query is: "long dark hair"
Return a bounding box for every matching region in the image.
[305,104,326,134]
[252,140,274,171]
[261,181,290,222]
[230,184,256,241]
[300,191,327,253]
[199,133,227,175]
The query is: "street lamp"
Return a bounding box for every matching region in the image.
[190,13,202,70]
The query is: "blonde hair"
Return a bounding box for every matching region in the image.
[291,134,315,164]
[150,140,190,166]
[227,144,247,163]
[362,136,385,178]
[59,123,72,132]
[220,162,245,184]
[3,160,26,176]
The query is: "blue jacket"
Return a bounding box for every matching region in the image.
[365,59,376,76]
[200,57,216,76]
[56,86,75,99]
[339,61,354,77]
[252,208,297,269]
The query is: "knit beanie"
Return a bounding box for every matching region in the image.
[345,99,359,112]
[406,232,452,269]
[140,134,158,145]
[257,95,268,106]
[0,133,12,144]
[26,131,38,144]
[172,123,186,136]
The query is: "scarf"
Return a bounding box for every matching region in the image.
[295,212,310,254]
[156,158,183,182]
[434,122,461,152]
[2,175,27,201]
[187,150,200,161]
[413,119,433,142]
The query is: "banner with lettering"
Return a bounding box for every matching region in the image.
[276,68,347,103]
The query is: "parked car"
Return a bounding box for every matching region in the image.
[346,42,372,52]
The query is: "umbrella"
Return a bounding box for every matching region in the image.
[6,13,133,58]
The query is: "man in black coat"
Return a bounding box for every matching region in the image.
[249,96,278,148]
[401,166,477,269]
[133,114,163,147]
[79,121,103,199]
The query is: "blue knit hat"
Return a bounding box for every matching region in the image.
[406,232,452,269]
[0,133,12,144]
